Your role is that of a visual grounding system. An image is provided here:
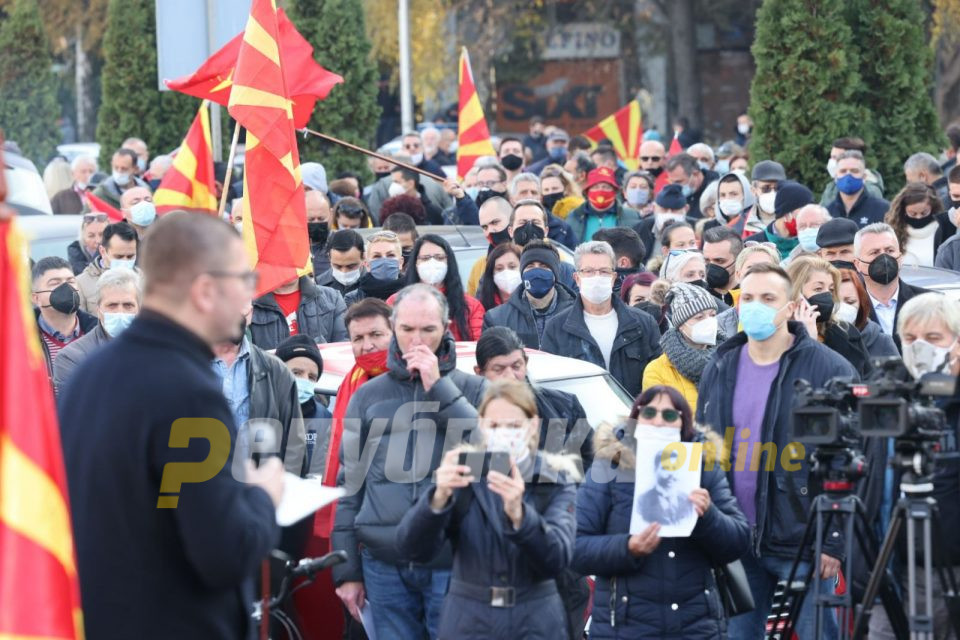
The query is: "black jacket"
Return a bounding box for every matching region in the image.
[331,334,486,584]
[67,239,93,275]
[443,194,480,226]
[245,341,307,475]
[687,169,720,219]
[540,295,662,398]
[826,190,890,228]
[250,276,348,351]
[535,385,595,478]
[481,284,577,350]
[822,321,873,377]
[866,279,932,352]
[696,323,858,559]
[548,213,579,250]
[58,310,279,640]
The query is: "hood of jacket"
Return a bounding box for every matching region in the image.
[386,332,458,380]
[592,420,726,471]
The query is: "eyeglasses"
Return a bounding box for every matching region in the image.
[417,253,448,263]
[477,180,503,189]
[206,269,260,288]
[640,156,662,162]
[82,213,108,223]
[638,406,681,423]
[578,268,615,277]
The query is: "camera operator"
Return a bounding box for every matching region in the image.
[868,292,960,640]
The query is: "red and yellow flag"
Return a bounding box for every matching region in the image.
[0,142,84,638]
[456,48,496,180]
[154,101,218,216]
[583,100,644,171]
[228,0,310,297]
[85,192,122,222]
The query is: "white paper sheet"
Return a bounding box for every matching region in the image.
[275,472,343,526]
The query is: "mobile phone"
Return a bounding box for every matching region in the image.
[457,451,512,481]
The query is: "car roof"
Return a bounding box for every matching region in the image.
[18,214,83,260]
[900,265,960,292]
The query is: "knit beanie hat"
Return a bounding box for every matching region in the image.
[520,242,561,277]
[665,282,718,329]
[658,250,703,283]
[275,334,323,374]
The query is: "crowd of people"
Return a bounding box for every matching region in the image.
[32,117,960,639]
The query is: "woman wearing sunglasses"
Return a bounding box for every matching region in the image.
[573,385,749,639]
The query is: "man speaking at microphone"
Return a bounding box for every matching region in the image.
[58,212,284,640]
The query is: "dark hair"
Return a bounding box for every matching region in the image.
[630,385,695,442]
[659,221,693,247]
[592,227,645,267]
[664,152,697,176]
[499,135,523,152]
[112,148,138,167]
[328,178,358,197]
[344,297,392,333]
[529,115,544,126]
[885,182,944,251]
[380,194,426,225]
[831,137,867,153]
[326,228,364,254]
[476,326,527,370]
[947,124,960,154]
[570,151,595,176]
[391,165,420,184]
[102,221,139,250]
[405,234,472,339]
[948,164,960,185]
[703,225,744,257]
[568,135,593,153]
[478,242,522,310]
[333,196,370,228]
[337,170,362,183]
[32,256,72,283]
[382,211,419,238]
[591,146,617,165]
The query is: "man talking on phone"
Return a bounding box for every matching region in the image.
[332,283,486,639]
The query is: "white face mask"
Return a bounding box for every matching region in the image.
[580,275,613,305]
[388,182,407,198]
[902,338,957,379]
[827,158,839,179]
[655,212,684,230]
[331,267,361,286]
[417,259,448,285]
[758,191,777,214]
[486,426,530,464]
[685,315,718,346]
[717,198,743,219]
[409,152,424,165]
[836,302,858,325]
[737,122,751,135]
[493,268,522,294]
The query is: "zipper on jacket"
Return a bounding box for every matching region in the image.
[610,576,617,628]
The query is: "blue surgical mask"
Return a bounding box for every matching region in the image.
[295,376,316,404]
[523,267,555,299]
[681,183,693,198]
[102,312,135,337]
[465,186,479,201]
[369,257,400,280]
[113,171,131,187]
[739,301,787,341]
[548,147,567,161]
[136,157,147,173]
[836,174,864,195]
[130,200,156,226]
[797,227,820,252]
[626,187,650,207]
[715,159,730,174]
[109,257,136,271]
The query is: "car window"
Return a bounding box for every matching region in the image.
[29,235,74,261]
[5,167,52,215]
[541,374,633,428]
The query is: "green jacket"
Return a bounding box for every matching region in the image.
[566,200,642,244]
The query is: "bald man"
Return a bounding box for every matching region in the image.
[120,185,156,237]
[639,140,667,178]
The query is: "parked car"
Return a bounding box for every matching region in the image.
[4,145,52,216]
[901,265,960,301]
[57,142,101,164]
[17,214,82,261]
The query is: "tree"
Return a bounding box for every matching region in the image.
[848,0,944,195]
[748,0,869,190]
[0,0,61,163]
[96,0,197,167]
[286,0,381,177]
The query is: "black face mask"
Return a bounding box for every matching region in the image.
[689,279,710,292]
[375,171,391,180]
[705,263,731,290]
[488,227,512,247]
[512,221,546,247]
[542,192,563,213]
[307,221,329,245]
[42,282,80,314]
[647,166,664,178]
[830,259,857,272]
[401,248,413,268]
[634,300,663,324]
[806,292,834,323]
[501,154,523,171]
[904,215,934,229]
[865,253,900,285]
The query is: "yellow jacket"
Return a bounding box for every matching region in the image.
[467,254,486,297]
[641,352,699,409]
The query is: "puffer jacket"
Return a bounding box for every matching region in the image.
[249,276,348,351]
[331,334,486,585]
[566,200,642,245]
[482,283,577,350]
[573,422,750,639]
[396,455,577,640]
[641,352,699,410]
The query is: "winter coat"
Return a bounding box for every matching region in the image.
[535,385,595,475]
[934,232,960,272]
[541,295,661,398]
[826,191,889,229]
[482,283,577,350]
[821,321,873,377]
[548,213,579,250]
[566,200,642,245]
[67,240,94,275]
[91,175,149,210]
[901,213,955,267]
[866,279,933,352]
[395,455,577,640]
[696,323,857,559]
[442,194,480,226]
[35,307,100,381]
[859,319,898,359]
[572,423,749,639]
[75,258,105,314]
[641,352,700,410]
[245,341,307,476]
[54,323,111,393]
[716,307,738,339]
[331,334,486,585]
[250,276,348,351]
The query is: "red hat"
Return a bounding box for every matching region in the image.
[586,166,618,191]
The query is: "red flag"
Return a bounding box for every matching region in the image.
[154,101,218,215]
[0,140,84,638]
[583,100,644,170]
[668,133,684,156]
[652,134,685,195]
[456,48,496,180]
[166,8,342,129]
[85,192,123,222]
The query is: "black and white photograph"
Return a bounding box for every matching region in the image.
[630,443,699,538]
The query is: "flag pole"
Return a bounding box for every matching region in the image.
[298,127,447,184]
[218,122,242,218]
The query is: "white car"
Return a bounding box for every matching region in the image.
[4,146,52,216]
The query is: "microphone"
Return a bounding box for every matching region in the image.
[290,550,348,578]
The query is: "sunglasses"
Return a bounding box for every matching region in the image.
[640,156,663,162]
[638,406,681,423]
[82,213,108,223]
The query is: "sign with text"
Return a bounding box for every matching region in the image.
[543,22,621,60]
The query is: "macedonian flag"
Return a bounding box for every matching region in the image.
[583,100,644,171]
[153,101,218,216]
[456,48,496,180]
[228,0,310,297]
[0,141,84,637]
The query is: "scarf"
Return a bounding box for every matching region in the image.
[356,272,405,301]
[314,349,390,538]
[660,327,719,385]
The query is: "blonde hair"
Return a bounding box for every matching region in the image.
[786,255,841,332]
[734,244,779,277]
[539,164,582,198]
[365,230,402,258]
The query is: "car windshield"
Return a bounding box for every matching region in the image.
[540,374,633,428]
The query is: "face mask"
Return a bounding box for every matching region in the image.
[904,215,933,229]
[705,263,731,290]
[512,221,545,246]
[587,190,615,211]
[136,157,147,173]
[718,198,743,219]
[307,221,329,244]
[76,181,87,191]
[739,301,787,341]
[806,292,834,322]
[501,154,523,171]
[109,257,136,271]
[783,216,798,237]
[465,186,479,201]
[648,166,663,178]
[331,267,361,287]
[903,339,957,380]
[295,377,317,405]
[417,258,447,285]
[737,123,751,135]
[826,158,838,179]
[369,257,400,281]
[130,200,156,226]
[797,227,820,252]
[42,282,80,314]
[388,182,407,198]
[758,191,777,214]
[523,267,555,299]
[686,315,718,346]
[542,192,563,212]
[655,212,684,229]
[234,222,244,234]
[626,187,650,207]
[102,312,135,337]
[836,174,864,195]
[681,183,693,198]
[865,253,899,285]
[715,160,730,174]
[548,147,566,161]
[375,171,391,180]
[488,227,512,247]
[112,171,130,187]
[580,275,613,305]
[486,426,530,463]
[697,161,711,172]
[836,302,858,324]
[493,268,522,293]
[689,279,709,291]
[401,248,413,266]
[409,152,424,165]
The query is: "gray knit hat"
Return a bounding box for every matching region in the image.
[665,282,718,329]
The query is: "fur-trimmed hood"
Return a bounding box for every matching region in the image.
[592,419,727,471]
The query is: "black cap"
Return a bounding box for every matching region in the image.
[751,160,786,182]
[774,180,814,217]
[816,217,859,248]
[656,183,686,210]
[275,335,323,374]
